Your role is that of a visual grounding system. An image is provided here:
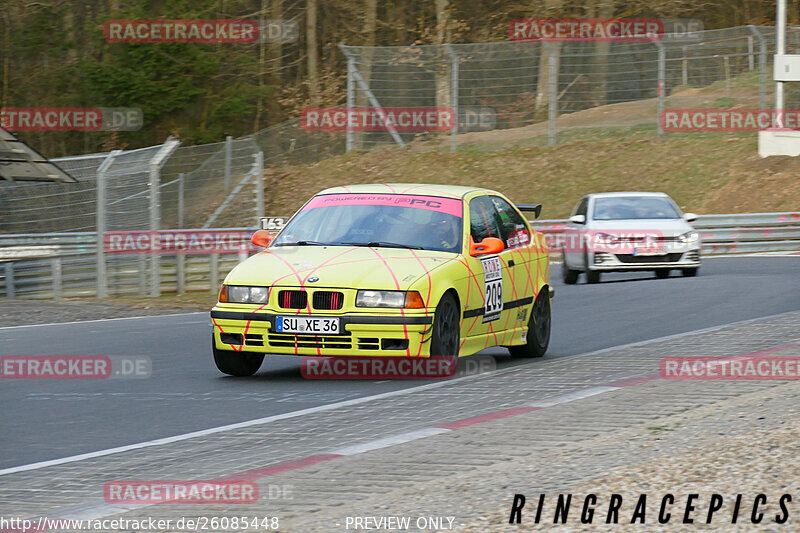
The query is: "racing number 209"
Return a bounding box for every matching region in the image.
[481,256,503,323]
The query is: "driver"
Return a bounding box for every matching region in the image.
[427,216,460,251]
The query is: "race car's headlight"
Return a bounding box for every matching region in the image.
[356,290,425,309]
[219,285,270,304]
[594,233,619,245]
[678,231,699,243]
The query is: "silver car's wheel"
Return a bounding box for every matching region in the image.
[586,270,601,284]
[562,261,579,284]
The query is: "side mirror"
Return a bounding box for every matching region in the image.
[251,229,274,247]
[569,214,586,225]
[683,212,697,223]
[470,236,505,257]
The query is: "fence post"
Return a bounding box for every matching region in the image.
[138,256,147,297]
[749,25,767,109]
[747,35,755,70]
[224,135,233,194]
[339,43,405,148]
[176,172,185,295]
[210,253,219,293]
[723,56,731,97]
[445,44,459,152]
[4,263,14,299]
[96,150,121,299]
[546,42,557,146]
[345,53,355,153]
[776,3,787,121]
[682,46,688,86]
[254,151,265,222]
[51,257,62,300]
[655,41,666,136]
[148,138,181,298]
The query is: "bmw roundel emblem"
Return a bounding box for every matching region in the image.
[307,276,319,283]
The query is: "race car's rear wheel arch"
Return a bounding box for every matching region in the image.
[212,336,264,377]
[430,290,460,357]
[509,286,550,358]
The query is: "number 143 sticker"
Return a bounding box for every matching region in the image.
[481,256,503,323]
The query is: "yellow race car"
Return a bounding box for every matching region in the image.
[210,184,552,376]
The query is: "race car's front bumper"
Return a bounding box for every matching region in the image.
[210,308,433,356]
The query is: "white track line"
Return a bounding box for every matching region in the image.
[0,312,206,330]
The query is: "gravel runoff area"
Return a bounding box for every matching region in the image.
[274,373,800,532]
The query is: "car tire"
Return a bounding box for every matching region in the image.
[212,336,264,376]
[509,289,550,358]
[586,270,601,284]
[562,261,579,285]
[430,292,460,356]
[681,267,699,277]
[655,269,670,279]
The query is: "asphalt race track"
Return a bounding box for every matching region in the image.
[1,256,798,469]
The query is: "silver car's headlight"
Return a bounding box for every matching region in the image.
[678,231,699,244]
[221,285,270,304]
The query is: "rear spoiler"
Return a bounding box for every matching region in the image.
[515,204,542,219]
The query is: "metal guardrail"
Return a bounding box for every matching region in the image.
[0,230,252,300]
[530,212,800,256]
[1,212,798,300]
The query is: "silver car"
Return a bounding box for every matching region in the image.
[561,192,701,284]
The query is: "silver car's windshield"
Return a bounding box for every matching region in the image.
[592,197,681,220]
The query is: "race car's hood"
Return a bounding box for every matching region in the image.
[225,245,457,290]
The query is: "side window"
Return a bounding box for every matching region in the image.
[573,197,588,218]
[490,196,531,248]
[469,196,502,242]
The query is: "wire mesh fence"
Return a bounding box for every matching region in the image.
[3,24,800,299]
[339,25,800,149]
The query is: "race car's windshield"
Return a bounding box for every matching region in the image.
[592,197,681,220]
[273,193,463,253]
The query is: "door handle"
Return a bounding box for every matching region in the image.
[508,260,515,267]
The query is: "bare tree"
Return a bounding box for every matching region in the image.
[307,0,319,105]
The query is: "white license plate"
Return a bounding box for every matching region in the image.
[632,247,663,256]
[275,316,340,334]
